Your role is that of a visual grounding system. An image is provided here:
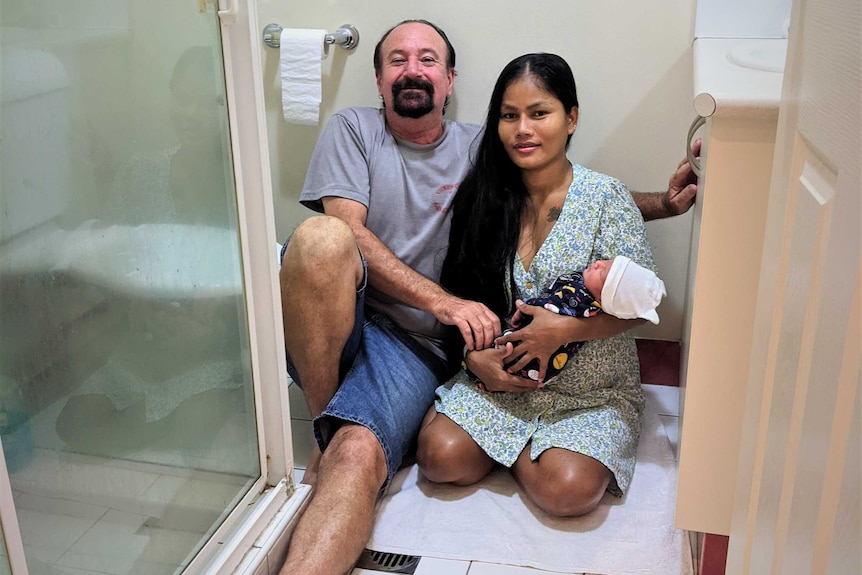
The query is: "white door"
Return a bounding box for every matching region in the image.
[726,0,860,573]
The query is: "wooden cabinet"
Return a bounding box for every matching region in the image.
[675,38,784,535]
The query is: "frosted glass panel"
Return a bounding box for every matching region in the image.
[0,1,260,573]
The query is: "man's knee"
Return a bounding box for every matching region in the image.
[320,424,388,488]
[282,216,361,282]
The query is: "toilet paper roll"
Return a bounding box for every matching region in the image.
[280,28,328,125]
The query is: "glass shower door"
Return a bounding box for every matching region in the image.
[0,1,266,573]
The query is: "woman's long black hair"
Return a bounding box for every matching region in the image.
[440,53,579,319]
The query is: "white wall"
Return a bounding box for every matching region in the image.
[694,0,791,38]
[256,0,697,341]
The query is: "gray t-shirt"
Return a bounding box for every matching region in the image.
[300,107,481,357]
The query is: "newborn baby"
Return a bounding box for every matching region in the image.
[504,255,666,383]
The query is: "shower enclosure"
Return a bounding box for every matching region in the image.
[0,1,300,573]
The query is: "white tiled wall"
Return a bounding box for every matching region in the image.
[288,381,313,469]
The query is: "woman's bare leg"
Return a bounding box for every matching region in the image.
[416,407,496,485]
[512,446,611,517]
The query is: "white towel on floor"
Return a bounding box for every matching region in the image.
[368,400,693,575]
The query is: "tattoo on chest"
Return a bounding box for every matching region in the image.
[547,206,562,222]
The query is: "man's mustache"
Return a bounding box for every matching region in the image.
[392,77,435,96]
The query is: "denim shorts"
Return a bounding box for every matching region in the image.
[283,241,450,484]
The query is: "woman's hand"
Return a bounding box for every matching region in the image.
[465,343,541,393]
[498,299,646,382]
[495,300,574,382]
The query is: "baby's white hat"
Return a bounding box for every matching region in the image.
[600,256,666,324]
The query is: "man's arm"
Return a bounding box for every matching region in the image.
[632,138,701,221]
[322,197,500,350]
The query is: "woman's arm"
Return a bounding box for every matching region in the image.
[495,300,645,382]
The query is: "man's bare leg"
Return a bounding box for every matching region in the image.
[280,215,363,417]
[281,216,362,488]
[279,424,387,575]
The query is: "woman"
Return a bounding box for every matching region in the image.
[416,53,654,517]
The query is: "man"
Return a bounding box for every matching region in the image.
[278,19,698,574]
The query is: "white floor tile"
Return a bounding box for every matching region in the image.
[414,556,470,574]
[291,419,314,469]
[55,509,203,575]
[142,472,249,508]
[642,383,680,416]
[137,473,250,532]
[15,505,101,564]
[14,492,107,521]
[8,448,256,573]
[10,449,162,509]
[13,492,106,562]
[467,563,579,574]
[25,558,108,575]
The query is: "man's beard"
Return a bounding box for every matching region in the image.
[391,77,435,118]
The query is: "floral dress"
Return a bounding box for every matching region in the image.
[435,164,653,496]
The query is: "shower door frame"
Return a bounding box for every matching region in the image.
[0,439,26,575]
[181,0,308,572]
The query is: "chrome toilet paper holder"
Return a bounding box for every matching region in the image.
[263,23,359,50]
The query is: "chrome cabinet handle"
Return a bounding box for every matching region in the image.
[687,115,706,179]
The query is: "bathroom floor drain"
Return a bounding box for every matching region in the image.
[354,549,420,573]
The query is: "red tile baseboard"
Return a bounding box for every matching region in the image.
[636,339,680,387]
[700,533,729,575]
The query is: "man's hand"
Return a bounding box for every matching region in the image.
[633,137,702,221]
[433,293,501,351]
[664,137,701,216]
